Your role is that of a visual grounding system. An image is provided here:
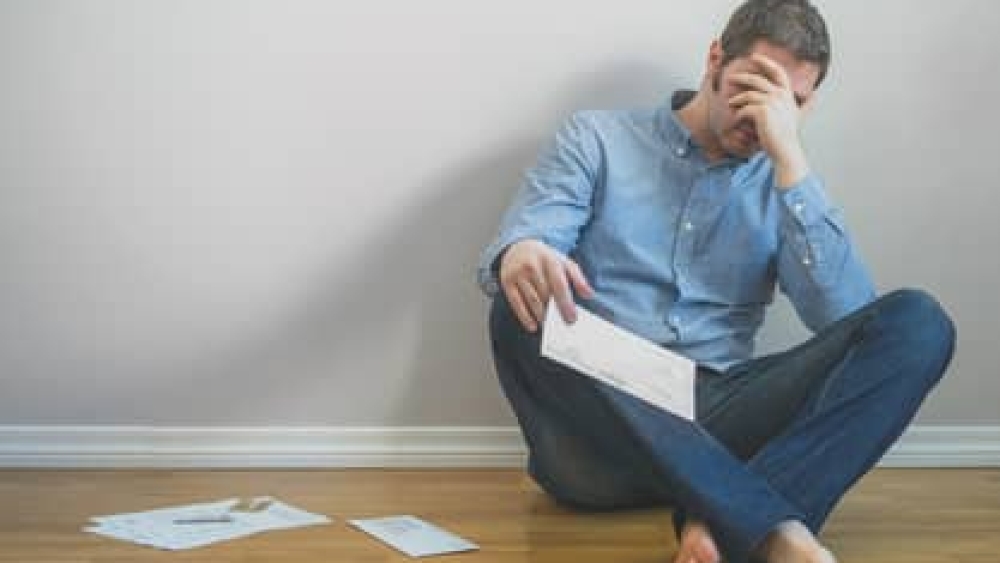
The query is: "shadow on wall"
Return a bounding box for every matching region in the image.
[144,60,682,425]
[400,60,682,425]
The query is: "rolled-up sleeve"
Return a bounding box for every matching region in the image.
[476,112,602,296]
[776,173,877,331]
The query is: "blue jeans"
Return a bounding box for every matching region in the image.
[488,289,955,562]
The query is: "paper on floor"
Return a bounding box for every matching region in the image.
[541,298,696,420]
[84,497,329,550]
[349,516,479,557]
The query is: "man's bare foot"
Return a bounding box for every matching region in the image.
[673,520,721,563]
[758,520,837,563]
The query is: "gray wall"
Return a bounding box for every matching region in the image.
[1,1,997,426]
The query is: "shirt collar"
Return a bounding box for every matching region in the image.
[655,90,696,155]
[656,89,753,167]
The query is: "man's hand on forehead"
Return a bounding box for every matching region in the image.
[723,52,812,187]
[730,54,812,109]
[749,54,791,88]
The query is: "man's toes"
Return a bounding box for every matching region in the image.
[693,538,719,563]
[673,537,694,563]
[688,528,720,563]
[675,533,718,563]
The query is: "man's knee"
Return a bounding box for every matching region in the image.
[878,288,956,383]
[489,293,541,359]
[881,289,956,345]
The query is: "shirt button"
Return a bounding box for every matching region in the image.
[683,221,694,231]
[802,257,812,266]
[794,203,805,214]
[675,146,687,158]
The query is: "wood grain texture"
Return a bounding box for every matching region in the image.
[0,469,997,562]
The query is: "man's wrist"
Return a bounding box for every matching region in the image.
[773,145,810,189]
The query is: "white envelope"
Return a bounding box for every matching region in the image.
[541,299,696,420]
[349,516,478,557]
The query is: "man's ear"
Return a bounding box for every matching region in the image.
[706,39,724,90]
[708,40,724,74]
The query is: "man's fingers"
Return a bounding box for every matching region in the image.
[517,276,547,327]
[566,259,595,299]
[528,267,551,311]
[750,53,791,89]
[730,71,777,95]
[497,241,596,332]
[543,257,576,324]
[503,282,537,332]
[728,90,769,109]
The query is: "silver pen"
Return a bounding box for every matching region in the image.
[172,515,234,524]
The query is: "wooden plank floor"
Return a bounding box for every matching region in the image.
[0,468,997,562]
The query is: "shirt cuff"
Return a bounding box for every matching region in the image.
[476,231,554,297]
[779,173,834,228]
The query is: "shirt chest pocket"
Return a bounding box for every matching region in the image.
[688,249,776,306]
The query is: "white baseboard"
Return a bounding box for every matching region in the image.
[0,426,527,468]
[0,425,997,468]
[879,426,1000,468]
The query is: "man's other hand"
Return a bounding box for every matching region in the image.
[499,239,594,332]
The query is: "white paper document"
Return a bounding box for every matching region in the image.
[84,497,330,550]
[349,516,479,557]
[541,299,696,420]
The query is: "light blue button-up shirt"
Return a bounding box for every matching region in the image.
[478,91,876,370]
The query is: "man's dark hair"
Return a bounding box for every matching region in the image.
[719,0,831,87]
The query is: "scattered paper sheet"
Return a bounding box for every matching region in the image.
[349,516,479,557]
[84,497,330,550]
[541,299,696,420]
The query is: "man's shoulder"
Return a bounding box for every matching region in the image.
[565,107,657,130]
[559,107,661,150]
